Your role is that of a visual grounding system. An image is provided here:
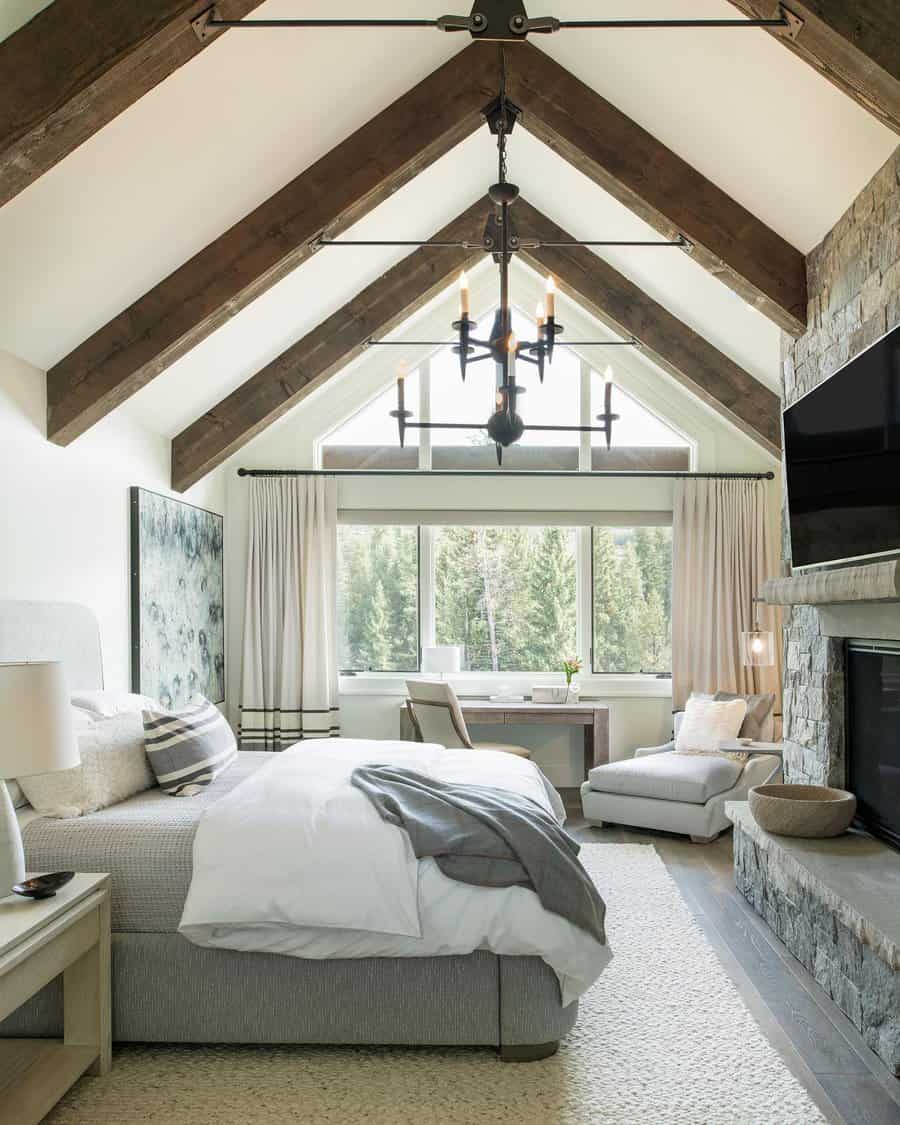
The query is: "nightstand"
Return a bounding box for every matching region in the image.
[0,873,111,1125]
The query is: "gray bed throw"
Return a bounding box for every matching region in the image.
[351,766,606,944]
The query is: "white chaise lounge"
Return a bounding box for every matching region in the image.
[580,693,781,844]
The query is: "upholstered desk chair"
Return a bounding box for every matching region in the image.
[405,681,531,759]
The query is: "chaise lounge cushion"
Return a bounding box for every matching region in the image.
[587,752,745,806]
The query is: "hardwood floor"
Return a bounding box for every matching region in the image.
[562,801,900,1125]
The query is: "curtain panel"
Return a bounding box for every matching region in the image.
[240,476,340,749]
[672,478,782,715]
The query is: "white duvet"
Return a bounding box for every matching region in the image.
[179,739,611,1005]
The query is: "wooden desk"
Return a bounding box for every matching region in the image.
[401,699,609,780]
[0,873,111,1125]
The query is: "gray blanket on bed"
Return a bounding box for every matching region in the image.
[350,766,606,944]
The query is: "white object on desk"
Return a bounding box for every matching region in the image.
[532,685,568,704]
[0,663,79,893]
[421,646,463,676]
[0,873,111,1124]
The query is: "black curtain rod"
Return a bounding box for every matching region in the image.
[238,469,775,480]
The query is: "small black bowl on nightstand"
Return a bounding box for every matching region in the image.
[12,872,75,900]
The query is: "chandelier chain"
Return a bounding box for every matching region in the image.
[497,50,509,185]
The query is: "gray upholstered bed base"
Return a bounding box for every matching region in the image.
[2,934,577,1059]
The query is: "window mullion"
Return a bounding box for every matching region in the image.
[419,357,432,471]
[579,358,591,473]
[576,525,592,673]
[420,524,435,654]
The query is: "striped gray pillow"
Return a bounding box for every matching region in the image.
[143,696,237,796]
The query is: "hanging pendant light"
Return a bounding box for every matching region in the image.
[741,598,775,668]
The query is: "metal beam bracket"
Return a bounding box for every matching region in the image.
[191,5,219,43]
[776,3,804,41]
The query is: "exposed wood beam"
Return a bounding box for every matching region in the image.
[171,201,487,492]
[515,200,782,457]
[0,1,264,209]
[728,1,900,135]
[46,44,498,447]
[505,44,808,337]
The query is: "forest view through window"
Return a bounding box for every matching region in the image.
[337,525,419,672]
[337,521,672,675]
[593,527,672,674]
[434,527,577,672]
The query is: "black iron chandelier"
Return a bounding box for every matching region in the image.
[315,56,695,463]
[200,2,801,466]
[196,2,800,41]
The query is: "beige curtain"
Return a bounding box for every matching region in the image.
[240,477,340,749]
[672,478,781,716]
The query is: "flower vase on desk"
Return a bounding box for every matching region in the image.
[562,657,583,705]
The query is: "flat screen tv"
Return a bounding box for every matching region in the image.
[784,321,900,569]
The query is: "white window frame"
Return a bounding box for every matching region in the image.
[338,510,674,691]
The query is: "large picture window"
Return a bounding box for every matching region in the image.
[337,521,671,676]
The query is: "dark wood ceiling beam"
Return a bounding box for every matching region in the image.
[45,43,498,447]
[515,199,782,457]
[171,201,487,492]
[505,44,808,337]
[0,1,264,209]
[727,1,900,135]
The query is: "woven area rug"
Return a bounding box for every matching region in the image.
[48,844,826,1125]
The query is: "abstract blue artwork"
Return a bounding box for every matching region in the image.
[130,488,225,707]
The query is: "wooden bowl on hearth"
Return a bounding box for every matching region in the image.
[749,784,857,838]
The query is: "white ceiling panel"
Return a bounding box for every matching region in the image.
[539,0,896,252]
[0,0,463,369]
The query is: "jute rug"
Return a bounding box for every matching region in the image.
[47,843,827,1124]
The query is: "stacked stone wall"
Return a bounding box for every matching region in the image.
[780,148,900,785]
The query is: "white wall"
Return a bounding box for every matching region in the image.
[221,274,782,785]
[0,350,225,693]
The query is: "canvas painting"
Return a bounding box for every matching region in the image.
[130,488,225,707]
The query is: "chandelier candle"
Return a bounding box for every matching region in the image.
[459,271,470,318]
[390,362,413,447]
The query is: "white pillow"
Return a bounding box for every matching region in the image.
[18,712,156,819]
[70,690,157,718]
[675,697,748,754]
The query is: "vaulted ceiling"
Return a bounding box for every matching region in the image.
[1,0,897,489]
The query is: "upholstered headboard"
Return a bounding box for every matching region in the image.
[0,601,103,691]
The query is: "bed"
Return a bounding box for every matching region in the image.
[0,601,595,1060]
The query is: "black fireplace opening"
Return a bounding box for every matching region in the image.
[847,641,900,851]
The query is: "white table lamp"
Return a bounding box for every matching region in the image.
[0,662,80,893]
[422,646,463,678]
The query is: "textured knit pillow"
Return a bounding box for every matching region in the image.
[18,712,156,819]
[143,696,237,796]
[674,697,748,754]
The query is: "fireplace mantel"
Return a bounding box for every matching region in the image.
[762,558,900,607]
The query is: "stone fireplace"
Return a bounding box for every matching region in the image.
[729,148,900,1076]
[778,146,900,788]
